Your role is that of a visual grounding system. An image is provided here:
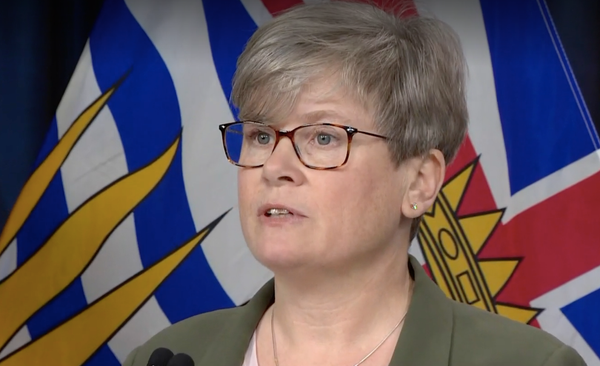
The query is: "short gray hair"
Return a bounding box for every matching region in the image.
[231,1,469,239]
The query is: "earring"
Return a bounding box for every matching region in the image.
[411,203,418,210]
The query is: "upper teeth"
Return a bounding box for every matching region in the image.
[267,208,290,215]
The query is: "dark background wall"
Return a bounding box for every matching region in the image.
[0,0,598,230]
[0,0,105,229]
[545,0,600,137]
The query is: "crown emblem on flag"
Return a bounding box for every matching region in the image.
[418,159,541,324]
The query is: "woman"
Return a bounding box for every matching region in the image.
[123,2,585,365]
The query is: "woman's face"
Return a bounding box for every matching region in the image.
[237,81,416,273]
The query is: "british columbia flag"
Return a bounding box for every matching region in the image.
[0,0,598,365]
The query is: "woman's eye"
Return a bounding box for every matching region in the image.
[316,134,332,145]
[257,132,271,144]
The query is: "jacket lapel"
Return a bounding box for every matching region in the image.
[196,279,275,366]
[389,255,454,366]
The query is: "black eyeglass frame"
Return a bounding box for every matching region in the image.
[218,121,389,170]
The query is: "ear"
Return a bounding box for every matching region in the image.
[401,149,446,218]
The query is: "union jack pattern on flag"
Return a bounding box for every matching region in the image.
[0,0,598,365]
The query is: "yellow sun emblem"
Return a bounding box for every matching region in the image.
[0,75,227,365]
[417,160,541,324]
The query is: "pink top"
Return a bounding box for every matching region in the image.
[241,331,259,366]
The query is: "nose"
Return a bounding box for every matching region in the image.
[261,136,305,185]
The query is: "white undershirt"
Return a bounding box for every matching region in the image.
[241,331,259,366]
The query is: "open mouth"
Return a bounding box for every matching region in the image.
[265,208,294,217]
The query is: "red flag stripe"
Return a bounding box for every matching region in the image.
[449,136,600,306]
[260,0,303,16]
[369,0,418,17]
[261,0,417,18]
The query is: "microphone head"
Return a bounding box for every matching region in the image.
[147,347,174,366]
[167,353,194,366]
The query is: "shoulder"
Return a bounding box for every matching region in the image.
[122,279,274,366]
[449,301,586,366]
[121,305,243,366]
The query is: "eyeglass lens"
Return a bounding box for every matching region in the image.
[223,122,349,168]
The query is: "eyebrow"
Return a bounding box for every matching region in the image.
[299,110,352,125]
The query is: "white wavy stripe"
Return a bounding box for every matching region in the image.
[0,238,32,359]
[240,0,272,25]
[108,296,172,362]
[0,238,17,282]
[504,150,600,222]
[0,326,31,360]
[530,264,600,366]
[54,40,171,362]
[127,0,273,311]
[415,0,510,212]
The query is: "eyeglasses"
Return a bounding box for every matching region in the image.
[218,121,388,170]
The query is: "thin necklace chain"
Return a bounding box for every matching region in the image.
[271,307,408,366]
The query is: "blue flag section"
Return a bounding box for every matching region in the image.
[0,0,598,365]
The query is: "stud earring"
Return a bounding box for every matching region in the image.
[411,203,418,210]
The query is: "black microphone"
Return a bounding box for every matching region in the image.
[147,347,174,366]
[166,353,194,366]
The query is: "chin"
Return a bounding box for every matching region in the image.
[247,238,313,271]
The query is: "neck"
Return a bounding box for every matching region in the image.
[270,243,413,349]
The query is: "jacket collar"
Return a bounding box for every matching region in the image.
[198,255,453,366]
[389,255,453,366]
[196,276,274,366]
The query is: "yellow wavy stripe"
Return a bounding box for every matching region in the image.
[0,228,210,366]
[0,136,180,350]
[0,85,119,255]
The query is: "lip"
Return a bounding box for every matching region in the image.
[257,203,307,217]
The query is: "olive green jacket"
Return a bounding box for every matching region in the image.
[122,256,586,366]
